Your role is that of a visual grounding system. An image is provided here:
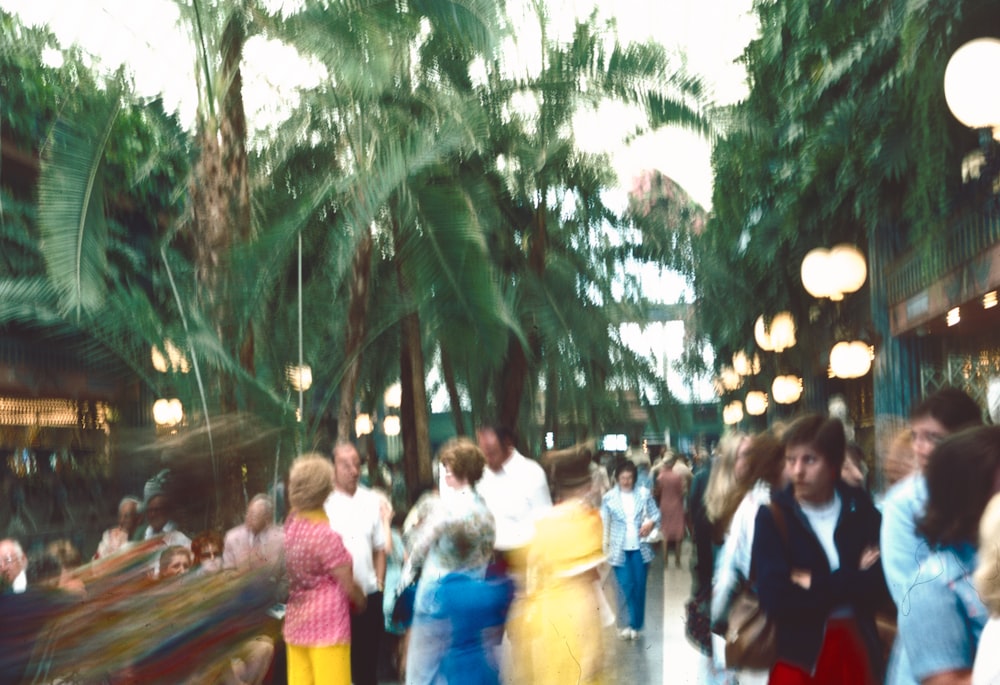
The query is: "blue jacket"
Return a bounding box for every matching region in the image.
[601,485,661,566]
[752,482,887,678]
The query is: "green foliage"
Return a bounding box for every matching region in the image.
[679,0,997,380]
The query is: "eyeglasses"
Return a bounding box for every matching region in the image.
[199,550,220,560]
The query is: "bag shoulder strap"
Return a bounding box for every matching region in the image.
[767,500,788,547]
[749,500,789,583]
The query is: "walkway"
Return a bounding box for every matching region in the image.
[612,543,701,684]
[378,542,703,684]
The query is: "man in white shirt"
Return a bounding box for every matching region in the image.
[324,443,387,685]
[0,538,27,594]
[223,494,284,582]
[475,425,552,570]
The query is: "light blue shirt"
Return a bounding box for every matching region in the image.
[881,474,930,685]
[891,543,987,684]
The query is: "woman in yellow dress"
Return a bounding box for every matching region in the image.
[526,445,610,685]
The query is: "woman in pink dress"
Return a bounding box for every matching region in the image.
[656,456,687,567]
[284,453,367,685]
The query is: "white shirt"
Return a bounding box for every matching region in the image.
[476,448,552,550]
[621,490,639,550]
[324,485,387,595]
[12,568,26,593]
[712,480,773,626]
[973,616,1000,685]
[144,521,192,549]
[800,492,842,572]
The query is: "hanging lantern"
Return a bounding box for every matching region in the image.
[768,312,797,353]
[720,366,743,391]
[383,415,401,436]
[800,245,866,301]
[355,413,374,437]
[733,351,761,376]
[755,313,796,353]
[286,364,313,392]
[754,315,774,351]
[829,341,872,379]
[801,248,835,299]
[828,245,867,300]
[152,398,184,427]
[771,375,803,404]
[745,391,768,416]
[384,382,403,410]
[723,400,744,425]
[944,38,1000,138]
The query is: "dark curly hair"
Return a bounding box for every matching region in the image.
[920,426,1000,547]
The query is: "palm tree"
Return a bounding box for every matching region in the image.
[461,9,713,445]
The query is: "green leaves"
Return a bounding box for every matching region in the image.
[37,93,121,319]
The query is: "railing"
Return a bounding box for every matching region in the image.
[885,205,1000,306]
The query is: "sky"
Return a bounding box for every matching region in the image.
[0,0,757,209]
[1,0,758,407]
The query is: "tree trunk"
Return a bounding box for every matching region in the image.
[544,363,558,447]
[440,346,466,436]
[498,202,547,432]
[186,10,252,526]
[337,232,373,444]
[400,310,432,499]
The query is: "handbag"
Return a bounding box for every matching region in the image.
[723,502,787,671]
[724,580,777,669]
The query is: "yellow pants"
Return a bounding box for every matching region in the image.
[286,643,351,685]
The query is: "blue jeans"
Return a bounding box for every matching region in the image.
[613,549,649,630]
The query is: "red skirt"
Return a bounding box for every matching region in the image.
[768,617,877,685]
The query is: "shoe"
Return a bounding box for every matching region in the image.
[619,628,632,640]
[630,629,641,640]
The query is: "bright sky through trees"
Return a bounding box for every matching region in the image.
[1,0,757,405]
[0,0,756,209]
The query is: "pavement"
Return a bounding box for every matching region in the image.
[613,542,702,685]
[379,541,702,684]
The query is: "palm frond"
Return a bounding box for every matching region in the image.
[37,92,121,319]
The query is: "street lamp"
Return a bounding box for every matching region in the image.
[944,38,1000,141]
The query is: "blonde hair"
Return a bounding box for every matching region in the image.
[975,492,1000,615]
[438,437,486,486]
[705,432,749,526]
[289,453,334,511]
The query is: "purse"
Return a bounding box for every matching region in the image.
[724,580,777,669]
[723,502,787,671]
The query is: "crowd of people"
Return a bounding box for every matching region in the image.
[2,388,999,684]
[691,387,1000,685]
[0,425,651,684]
